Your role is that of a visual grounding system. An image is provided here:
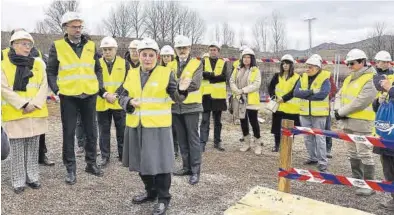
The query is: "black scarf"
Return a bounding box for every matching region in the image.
[8,48,34,91]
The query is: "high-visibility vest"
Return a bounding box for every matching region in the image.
[233,60,240,70]
[299,70,330,116]
[341,72,375,121]
[231,66,260,105]
[96,57,126,111]
[123,66,172,128]
[1,58,48,122]
[202,58,226,99]
[376,73,394,100]
[275,73,300,114]
[54,39,98,96]
[2,47,43,62]
[167,58,202,104]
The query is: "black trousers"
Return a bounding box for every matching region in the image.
[97,109,125,159]
[139,173,172,205]
[240,109,261,138]
[172,124,179,155]
[381,155,394,198]
[59,95,98,172]
[199,111,222,144]
[38,134,47,162]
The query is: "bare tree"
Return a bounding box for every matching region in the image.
[42,0,80,34]
[215,24,221,44]
[238,28,246,47]
[34,21,50,34]
[144,2,160,41]
[129,0,146,38]
[369,22,387,54]
[270,10,286,57]
[387,33,394,61]
[102,7,119,37]
[221,22,235,46]
[177,7,191,36]
[156,1,170,43]
[186,11,205,45]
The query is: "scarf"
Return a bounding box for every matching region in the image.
[8,48,34,92]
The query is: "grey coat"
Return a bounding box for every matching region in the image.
[171,56,204,114]
[119,67,187,175]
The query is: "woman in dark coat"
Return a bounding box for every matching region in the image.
[268,54,301,152]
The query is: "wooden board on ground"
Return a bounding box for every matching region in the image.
[224,186,373,215]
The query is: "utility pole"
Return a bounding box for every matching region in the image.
[304,17,316,56]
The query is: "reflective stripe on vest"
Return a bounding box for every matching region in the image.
[1,58,48,122]
[123,66,172,128]
[202,58,226,98]
[299,70,330,116]
[275,73,300,114]
[96,57,126,111]
[231,66,260,105]
[341,72,375,121]
[168,59,202,104]
[55,39,98,96]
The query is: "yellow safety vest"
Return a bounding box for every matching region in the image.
[202,58,226,99]
[96,57,126,111]
[54,39,98,96]
[231,67,260,105]
[299,71,330,116]
[2,47,43,62]
[167,59,202,104]
[123,66,172,128]
[275,73,300,114]
[341,72,375,121]
[1,58,48,122]
[233,60,240,70]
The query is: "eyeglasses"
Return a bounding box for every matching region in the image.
[347,61,357,66]
[67,25,84,30]
[14,42,33,48]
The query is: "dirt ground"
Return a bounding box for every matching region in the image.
[1,102,392,215]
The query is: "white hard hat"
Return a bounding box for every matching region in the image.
[61,11,83,26]
[345,49,367,63]
[128,40,140,49]
[174,35,191,48]
[374,50,392,62]
[281,54,295,63]
[306,56,322,68]
[10,30,34,45]
[137,38,160,53]
[209,41,221,50]
[241,48,255,57]
[202,53,209,58]
[310,54,323,62]
[160,45,175,56]
[239,45,249,52]
[100,36,118,48]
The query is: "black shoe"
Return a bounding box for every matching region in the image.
[318,164,328,172]
[132,192,157,204]
[99,158,110,168]
[65,172,76,185]
[174,152,179,158]
[271,147,279,152]
[303,160,318,165]
[13,187,25,194]
[39,155,55,166]
[239,137,244,142]
[201,143,206,152]
[117,154,123,162]
[85,164,104,177]
[214,143,225,151]
[327,152,332,158]
[189,174,200,185]
[173,169,192,176]
[27,182,41,189]
[152,203,168,215]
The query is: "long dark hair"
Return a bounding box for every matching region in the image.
[160,55,175,66]
[279,60,295,79]
[239,54,257,68]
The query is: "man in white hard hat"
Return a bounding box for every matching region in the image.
[200,41,227,152]
[96,36,130,168]
[46,11,105,185]
[125,40,141,68]
[334,49,378,196]
[294,55,331,172]
[2,28,54,167]
[118,38,191,215]
[167,35,203,185]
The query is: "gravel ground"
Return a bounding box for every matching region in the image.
[1,102,392,215]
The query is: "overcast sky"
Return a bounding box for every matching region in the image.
[2,0,394,50]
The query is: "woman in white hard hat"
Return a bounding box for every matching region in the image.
[160,45,175,67]
[294,55,331,172]
[125,40,141,68]
[119,38,191,215]
[268,54,300,152]
[1,31,48,193]
[230,48,263,155]
[96,36,130,168]
[334,49,378,196]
